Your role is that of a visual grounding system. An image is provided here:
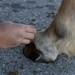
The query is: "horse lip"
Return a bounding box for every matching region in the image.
[37,50,44,56]
[35,57,49,63]
[35,50,49,63]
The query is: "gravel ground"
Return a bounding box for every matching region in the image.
[0,0,75,75]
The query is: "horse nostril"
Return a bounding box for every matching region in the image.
[23,42,40,61]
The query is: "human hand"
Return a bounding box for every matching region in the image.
[0,22,36,48]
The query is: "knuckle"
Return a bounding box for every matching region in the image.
[16,33,22,38]
[33,28,36,34]
[32,28,36,33]
[31,34,35,39]
[29,25,34,28]
[24,25,28,29]
[30,25,36,31]
[21,24,25,28]
[17,24,24,30]
[13,40,20,46]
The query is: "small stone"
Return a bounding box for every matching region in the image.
[20,64,24,70]
[51,12,55,14]
[32,19,35,21]
[52,14,55,18]
[8,71,18,75]
[46,12,51,18]
[33,69,38,74]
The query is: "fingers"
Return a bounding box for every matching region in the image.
[20,39,30,44]
[7,23,36,33]
[16,31,35,45]
[10,23,36,44]
[9,23,37,33]
[18,31,35,44]
[16,31,35,40]
[23,25,36,33]
[24,32,35,40]
[16,25,36,40]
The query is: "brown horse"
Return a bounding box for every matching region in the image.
[24,0,75,62]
